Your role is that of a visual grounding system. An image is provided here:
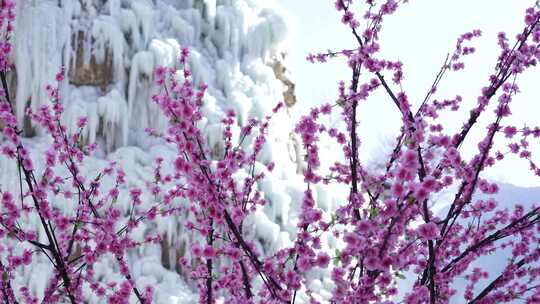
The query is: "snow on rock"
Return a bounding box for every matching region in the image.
[12,0,291,148]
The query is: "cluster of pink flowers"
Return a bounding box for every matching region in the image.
[0,0,14,70]
[1,0,540,304]
[0,63,173,302]
[290,1,540,303]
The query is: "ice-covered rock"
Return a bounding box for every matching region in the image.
[2,0,315,302]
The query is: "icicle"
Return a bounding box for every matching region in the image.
[243,8,287,60]
[91,15,125,85]
[202,0,217,26]
[120,9,141,49]
[178,8,202,43]
[166,13,196,46]
[127,50,158,140]
[14,2,70,131]
[131,2,155,49]
[149,39,180,68]
[97,89,129,149]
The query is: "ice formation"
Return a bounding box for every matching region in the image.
[2,0,340,302]
[13,0,288,148]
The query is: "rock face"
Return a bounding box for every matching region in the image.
[68,30,114,91]
[270,53,297,107]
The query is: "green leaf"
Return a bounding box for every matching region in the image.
[330,213,337,225]
[333,249,341,266]
[394,272,406,279]
[369,207,379,219]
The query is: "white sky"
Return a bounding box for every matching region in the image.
[275,0,540,187]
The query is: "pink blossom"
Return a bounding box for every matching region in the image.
[417,222,440,240]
